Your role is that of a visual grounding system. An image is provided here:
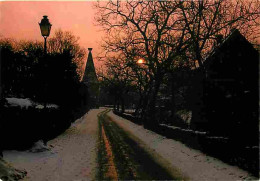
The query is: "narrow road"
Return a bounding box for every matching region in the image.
[3,108,183,181]
[3,108,255,180]
[97,109,183,180]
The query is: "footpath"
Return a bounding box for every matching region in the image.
[108,111,257,181]
[3,109,101,181]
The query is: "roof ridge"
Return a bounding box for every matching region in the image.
[204,29,241,62]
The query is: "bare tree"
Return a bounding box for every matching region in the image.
[95,0,260,128]
[98,54,137,112]
[48,29,86,77]
[95,1,191,127]
[179,0,260,71]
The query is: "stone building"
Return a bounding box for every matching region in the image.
[82,48,99,108]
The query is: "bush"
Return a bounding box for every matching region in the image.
[0,105,71,150]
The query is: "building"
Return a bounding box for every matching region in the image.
[194,29,258,142]
[82,48,99,108]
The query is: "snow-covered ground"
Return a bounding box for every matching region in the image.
[3,109,102,181]
[108,111,257,181]
[2,108,257,181]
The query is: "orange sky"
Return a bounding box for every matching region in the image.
[0,1,104,67]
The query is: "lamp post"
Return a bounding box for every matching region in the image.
[39,16,52,109]
[39,15,52,54]
[0,53,2,102]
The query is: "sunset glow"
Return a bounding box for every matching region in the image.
[0,1,103,66]
[0,1,259,180]
[137,58,145,64]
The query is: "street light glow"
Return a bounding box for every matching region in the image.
[137,58,145,64]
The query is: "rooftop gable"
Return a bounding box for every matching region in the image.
[203,29,258,68]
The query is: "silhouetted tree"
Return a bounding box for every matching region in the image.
[95,0,260,129]
[0,35,88,114]
[98,55,137,113]
[48,29,86,78]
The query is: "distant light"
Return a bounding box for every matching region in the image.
[137,58,145,64]
[195,60,199,68]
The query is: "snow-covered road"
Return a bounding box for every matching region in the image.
[3,109,102,181]
[2,108,257,181]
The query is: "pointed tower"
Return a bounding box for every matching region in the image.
[83,48,99,108]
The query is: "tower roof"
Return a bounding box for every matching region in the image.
[82,48,98,85]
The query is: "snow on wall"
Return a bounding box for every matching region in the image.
[160,124,207,135]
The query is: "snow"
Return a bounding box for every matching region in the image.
[3,109,100,181]
[35,104,59,109]
[35,105,45,109]
[160,124,207,135]
[5,97,59,110]
[6,98,33,109]
[29,140,50,153]
[108,110,256,181]
[2,108,257,180]
[46,104,59,109]
[207,136,229,140]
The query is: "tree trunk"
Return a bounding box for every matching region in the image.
[0,55,2,101]
[144,76,162,129]
[135,86,148,118]
[113,95,116,110]
[171,76,176,118]
[116,100,120,111]
[121,96,125,113]
[140,85,152,123]
[134,94,143,116]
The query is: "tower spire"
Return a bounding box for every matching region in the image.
[83,48,97,84]
[82,48,99,108]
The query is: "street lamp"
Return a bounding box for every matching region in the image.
[0,53,2,102]
[39,15,52,54]
[39,15,51,109]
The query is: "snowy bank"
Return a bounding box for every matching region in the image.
[0,157,27,181]
[5,97,59,110]
[108,111,257,180]
[29,140,50,153]
[3,109,100,181]
[5,98,33,109]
